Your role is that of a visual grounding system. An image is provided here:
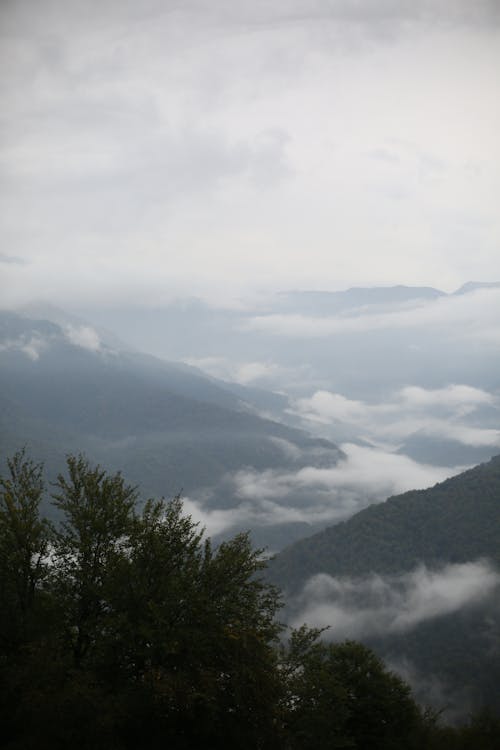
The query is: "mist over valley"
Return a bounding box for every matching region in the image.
[1,0,500,742]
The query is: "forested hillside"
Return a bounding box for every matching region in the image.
[0,310,341,548]
[1,451,498,749]
[269,454,500,590]
[268,456,500,718]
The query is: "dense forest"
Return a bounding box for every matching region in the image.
[269,455,500,589]
[268,456,500,719]
[1,451,499,748]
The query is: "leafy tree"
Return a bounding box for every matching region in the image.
[3,451,496,749]
[0,454,284,748]
[102,497,284,748]
[0,449,51,643]
[458,710,500,750]
[51,454,137,664]
[0,450,55,749]
[280,627,423,749]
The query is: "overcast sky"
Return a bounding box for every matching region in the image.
[1,0,499,308]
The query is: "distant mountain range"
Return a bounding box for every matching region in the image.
[268,456,500,717]
[2,292,499,717]
[77,280,500,395]
[68,282,500,473]
[0,308,342,543]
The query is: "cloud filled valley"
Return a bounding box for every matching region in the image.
[288,561,500,639]
[1,0,500,734]
[2,283,499,549]
[184,441,466,541]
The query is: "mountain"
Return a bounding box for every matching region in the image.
[0,309,342,546]
[268,455,500,588]
[78,282,500,404]
[453,281,500,295]
[273,285,445,314]
[267,456,500,717]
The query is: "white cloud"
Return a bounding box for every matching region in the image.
[399,384,495,410]
[184,442,465,538]
[184,355,301,387]
[293,383,500,448]
[64,324,101,352]
[1,1,499,306]
[245,288,500,340]
[293,391,388,424]
[0,334,47,360]
[290,561,500,637]
[267,437,303,461]
[418,421,500,448]
[235,361,282,385]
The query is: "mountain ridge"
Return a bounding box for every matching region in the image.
[268,454,500,592]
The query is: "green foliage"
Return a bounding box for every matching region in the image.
[270,455,500,590]
[0,452,285,748]
[269,455,500,716]
[280,627,422,749]
[0,451,497,749]
[51,454,137,664]
[0,449,51,643]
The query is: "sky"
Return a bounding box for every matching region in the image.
[1,0,500,308]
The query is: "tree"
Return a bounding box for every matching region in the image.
[103,497,284,748]
[0,450,54,749]
[280,628,423,749]
[27,455,285,748]
[0,452,446,749]
[51,454,137,665]
[0,449,51,643]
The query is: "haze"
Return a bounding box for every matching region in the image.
[1,0,500,309]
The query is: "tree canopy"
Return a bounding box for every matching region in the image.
[0,451,498,749]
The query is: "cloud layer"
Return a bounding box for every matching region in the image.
[1,0,499,307]
[0,323,103,358]
[289,560,500,637]
[293,382,500,449]
[246,288,500,342]
[184,440,465,538]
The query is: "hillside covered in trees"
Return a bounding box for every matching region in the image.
[269,454,500,588]
[0,309,342,549]
[268,456,500,719]
[1,451,498,749]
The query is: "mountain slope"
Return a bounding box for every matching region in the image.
[268,455,500,592]
[267,456,500,717]
[0,310,342,536]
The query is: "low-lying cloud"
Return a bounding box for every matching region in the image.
[293,383,500,449]
[399,384,495,411]
[233,444,460,501]
[64,324,101,352]
[0,323,104,359]
[0,333,47,361]
[183,355,314,390]
[289,561,500,638]
[245,288,500,343]
[183,441,465,538]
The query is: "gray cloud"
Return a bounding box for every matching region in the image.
[184,441,465,538]
[1,0,499,306]
[0,333,47,361]
[292,383,500,449]
[245,288,500,341]
[127,1,500,32]
[0,321,105,358]
[64,324,101,352]
[289,560,500,637]
[0,253,26,265]
[183,355,304,388]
